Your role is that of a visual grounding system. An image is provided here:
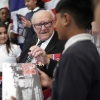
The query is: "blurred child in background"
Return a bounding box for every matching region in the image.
[0,7,18,44]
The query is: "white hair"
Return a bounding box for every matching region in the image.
[31,10,55,24]
[46,10,55,20]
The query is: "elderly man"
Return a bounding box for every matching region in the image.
[19,10,66,78]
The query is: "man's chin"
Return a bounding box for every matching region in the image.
[40,37,49,41]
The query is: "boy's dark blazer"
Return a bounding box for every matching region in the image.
[52,40,100,100]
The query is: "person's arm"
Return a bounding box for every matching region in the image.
[21,17,32,28]
[29,45,50,65]
[29,46,58,77]
[15,45,22,62]
[8,23,18,44]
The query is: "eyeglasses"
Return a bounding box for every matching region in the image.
[33,20,53,29]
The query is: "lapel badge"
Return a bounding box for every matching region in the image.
[37,62,44,66]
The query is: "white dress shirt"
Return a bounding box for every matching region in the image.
[36,32,54,50]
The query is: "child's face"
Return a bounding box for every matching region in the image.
[0,9,10,23]
[0,27,8,45]
[24,0,37,10]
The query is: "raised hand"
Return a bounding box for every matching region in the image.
[21,17,32,28]
[28,46,50,65]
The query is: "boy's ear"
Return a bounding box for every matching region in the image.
[63,13,71,26]
[53,19,56,28]
[35,0,37,3]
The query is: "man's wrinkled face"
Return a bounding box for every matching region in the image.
[33,11,55,41]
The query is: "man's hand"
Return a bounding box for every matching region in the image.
[28,46,50,66]
[38,69,52,88]
[9,23,13,30]
[91,21,98,34]
[11,96,17,100]
[21,17,31,28]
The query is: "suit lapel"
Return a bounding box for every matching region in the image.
[45,31,58,54]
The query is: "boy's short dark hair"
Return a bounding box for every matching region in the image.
[56,0,93,29]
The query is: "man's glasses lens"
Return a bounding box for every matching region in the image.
[34,20,53,29]
[34,24,41,29]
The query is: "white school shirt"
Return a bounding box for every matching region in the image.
[0,43,21,63]
[63,33,91,53]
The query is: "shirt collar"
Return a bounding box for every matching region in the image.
[0,44,6,48]
[63,33,92,53]
[37,31,54,44]
[32,7,40,12]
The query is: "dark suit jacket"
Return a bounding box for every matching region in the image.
[19,31,66,78]
[51,40,100,100]
[24,8,44,45]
